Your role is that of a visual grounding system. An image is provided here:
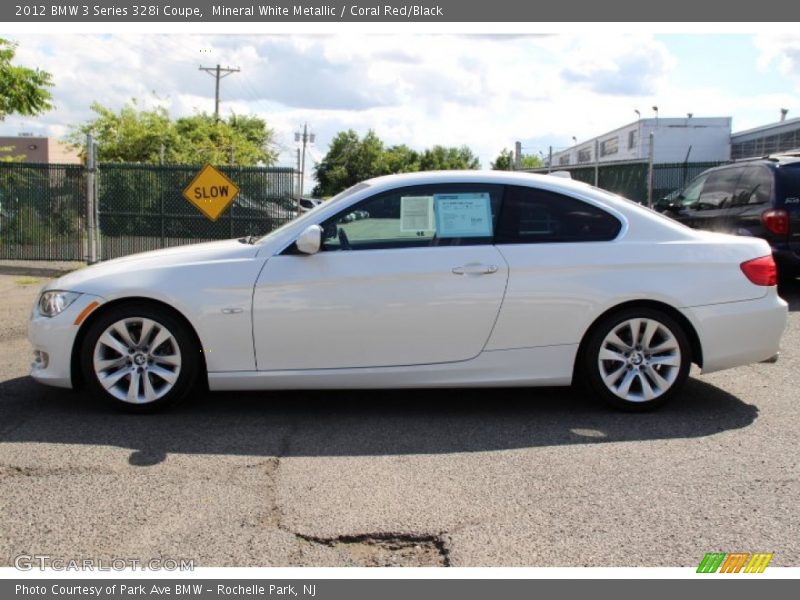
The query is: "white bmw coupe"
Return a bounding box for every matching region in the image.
[29,171,788,411]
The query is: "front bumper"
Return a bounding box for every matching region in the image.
[681,288,788,374]
[28,293,105,389]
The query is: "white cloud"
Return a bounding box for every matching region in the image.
[1,33,795,180]
[755,35,800,87]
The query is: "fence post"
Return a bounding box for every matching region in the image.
[86,134,98,264]
[647,132,655,208]
[594,140,599,186]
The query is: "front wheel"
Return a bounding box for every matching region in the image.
[80,303,200,412]
[581,308,691,411]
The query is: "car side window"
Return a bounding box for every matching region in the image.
[495,186,621,244]
[731,166,773,206]
[695,168,743,210]
[320,184,502,251]
[679,174,707,207]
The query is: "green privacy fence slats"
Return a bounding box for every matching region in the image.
[533,160,727,204]
[0,162,87,260]
[1,162,297,261]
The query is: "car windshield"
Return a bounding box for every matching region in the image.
[256,182,371,242]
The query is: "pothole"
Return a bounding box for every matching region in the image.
[296,533,450,567]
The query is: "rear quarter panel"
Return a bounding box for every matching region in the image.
[486,236,773,352]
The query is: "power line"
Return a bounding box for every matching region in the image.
[198,64,240,120]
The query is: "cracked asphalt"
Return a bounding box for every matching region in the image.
[1,264,799,567]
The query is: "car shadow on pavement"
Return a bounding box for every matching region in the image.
[0,375,758,465]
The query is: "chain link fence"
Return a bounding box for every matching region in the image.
[528,160,728,204]
[97,164,297,260]
[0,162,87,260]
[1,162,298,261]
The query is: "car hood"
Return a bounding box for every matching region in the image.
[48,239,261,293]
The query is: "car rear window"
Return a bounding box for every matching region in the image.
[776,163,800,205]
[496,185,622,244]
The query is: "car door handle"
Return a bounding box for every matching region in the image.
[452,263,499,276]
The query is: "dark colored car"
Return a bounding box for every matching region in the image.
[659,153,800,279]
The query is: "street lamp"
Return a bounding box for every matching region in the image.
[634,109,640,120]
[652,105,659,126]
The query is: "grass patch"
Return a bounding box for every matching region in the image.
[14,276,42,286]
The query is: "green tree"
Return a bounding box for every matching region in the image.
[491,148,514,170]
[418,145,480,171]
[313,131,481,197]
[313,129,387,197]
[521,154,544,169]
[381,144,420,174]
[0,38,53,121]
[68,100,277,166]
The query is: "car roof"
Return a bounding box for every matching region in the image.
[361,169,596,195]
[718,153,800,169]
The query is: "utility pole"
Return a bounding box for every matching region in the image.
[294,123,315,209]
[199,64,240,120]
[514,141,522,170]
[647,131,655,208]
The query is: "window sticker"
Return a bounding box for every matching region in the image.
[400,195,435,232]
[434,193,493,238]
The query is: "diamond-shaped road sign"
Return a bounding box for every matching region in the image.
[182,164,240,221]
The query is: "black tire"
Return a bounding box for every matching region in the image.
[80,302,201,413]
[580,307,691,411]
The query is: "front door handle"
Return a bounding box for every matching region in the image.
[452,263,499,276]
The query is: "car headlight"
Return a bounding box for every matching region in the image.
[37,290,81,318]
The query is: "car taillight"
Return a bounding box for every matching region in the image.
[740,255,777,286]
[761,208,789,235]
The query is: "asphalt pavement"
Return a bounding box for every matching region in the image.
[1,264,798,567]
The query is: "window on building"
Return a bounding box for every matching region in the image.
[628,130,639,150]
[559,155,570,166]
[600,137,619,157]
[577,148,592,163]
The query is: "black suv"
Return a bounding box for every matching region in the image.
[659,153,800,279]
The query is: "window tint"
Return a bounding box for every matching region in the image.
[695,168,743,210]
[732,166,773,206]
[496,186,621,244]
[679,174,707,206]
[777,164,800,202]
[319,184,502,251]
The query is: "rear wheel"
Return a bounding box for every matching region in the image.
[581,308,691,411]
[80,303,200,412]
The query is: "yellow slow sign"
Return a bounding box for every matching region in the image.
[182,164,240,221]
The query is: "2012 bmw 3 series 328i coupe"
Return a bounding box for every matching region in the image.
[29,171,788,412]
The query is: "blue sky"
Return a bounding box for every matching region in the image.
[2,33,798,175]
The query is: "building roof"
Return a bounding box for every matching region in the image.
[731,117,800,140]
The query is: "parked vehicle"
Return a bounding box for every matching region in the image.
[29,171,787,412]
[298,196,323,213]
[658,153,800,279]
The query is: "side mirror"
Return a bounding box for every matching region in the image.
[295,224,323,255]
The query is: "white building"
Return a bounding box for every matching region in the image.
[730,115,800,159]
[551,117,732,167]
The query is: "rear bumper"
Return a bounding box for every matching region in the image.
[681,289,788,374]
